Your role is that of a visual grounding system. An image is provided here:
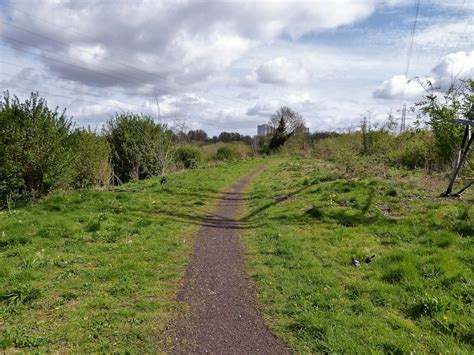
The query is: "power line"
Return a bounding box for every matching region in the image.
[0,18,251,106]
[0,41,242,112]
[453,17,473,53]
[0,59,156,104]
[404,0,421,79]
[398,0,420,133]
[0,71,144,110]
[3,82,132,112]
[436,0,467,64]
[0,39,155,89]
[0,34,184,96]
[413,0,436,66]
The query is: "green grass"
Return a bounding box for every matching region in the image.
[0,159,264,352]
[243,157,474,353]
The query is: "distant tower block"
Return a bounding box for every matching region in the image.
[257,124,273,137]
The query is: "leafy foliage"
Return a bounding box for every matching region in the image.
[69,129,111,188]
[0,91,74,205]
[269,106,305,150]
[105,113,175,183]
[416,79,473,168]
[216,146,240,161]
[175,146,201,169]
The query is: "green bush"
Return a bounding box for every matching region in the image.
[70,129,111,188]
[0,91,74,205]
[175,146,201,169]
[105,113,175,183]
[199,141,252,161]
[417,79,473,169]
[388,131,433,170]
[215,146,240,161]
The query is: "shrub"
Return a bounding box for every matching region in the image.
[0,91,74,205]
[416,79,473,168]
[175,146,201,169]
[105,113,175,183]
[215,146,240,161]
[387,131,433,170]
[70,129,111,188]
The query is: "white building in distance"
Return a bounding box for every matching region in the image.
[257,124,273,137]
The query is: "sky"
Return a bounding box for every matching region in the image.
[0,0,473,136]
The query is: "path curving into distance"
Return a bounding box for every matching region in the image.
[164,166,289,354]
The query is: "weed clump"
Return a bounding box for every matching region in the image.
[386,188,397,197]
[409,295,448,318]
[85,220,101,233]
[305,205,323,219]
[0,284,40,307]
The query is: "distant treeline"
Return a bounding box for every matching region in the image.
[176,129,254,145]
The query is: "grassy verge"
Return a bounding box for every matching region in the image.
[0,159,264,352]
[243,157,473,353]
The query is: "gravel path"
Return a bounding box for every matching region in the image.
[164,166,289,354]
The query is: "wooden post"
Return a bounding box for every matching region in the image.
[442,104,474,197]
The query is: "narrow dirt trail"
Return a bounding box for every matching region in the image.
[164,166,289,354]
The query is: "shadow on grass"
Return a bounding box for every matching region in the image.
[243,183,395,228]
[327,210,381,227]
[165,190,253,202]
[240,183,317,222]
[153,205,264,230]
[115,185,254,202]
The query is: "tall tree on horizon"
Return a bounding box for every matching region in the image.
[268,106,305,149]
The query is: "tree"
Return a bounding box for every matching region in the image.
[360,110,374,155]
[171,112,189,142]
[187,129,208,142]
[218,132,242,143]
[269,117,287,150]
[416,79,473,168]
[268,106,305,149]
[154,125,175,176]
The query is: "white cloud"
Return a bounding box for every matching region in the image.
[373,75,425,99]
[287,93,313,104]
[256,57,311,85]
[237,92,259,100]
[246,102,278,117]
[373,50,474,100]
[431,51,474,88]
[2,0,470,135]
[0,0,377,89]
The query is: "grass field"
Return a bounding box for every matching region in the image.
[0,159,264,352]
[243,157,473,353]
